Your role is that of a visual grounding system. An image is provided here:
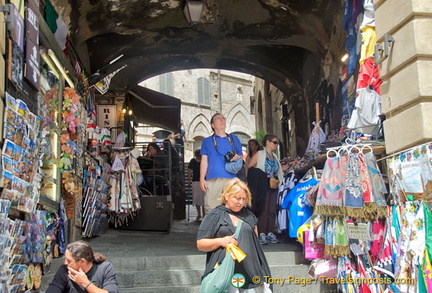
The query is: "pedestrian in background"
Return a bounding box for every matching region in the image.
[188,149,205,221]
[245,139,262,176]
[248,134,289,245]
[200,113,243,212]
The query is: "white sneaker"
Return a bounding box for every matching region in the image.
[267,232,279,244]
[259,233,268,245]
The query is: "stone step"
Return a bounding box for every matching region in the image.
[41,257,335,293]
[117,283,335,293]
[113,264,312,288]
[115,266,320,291]
[108,250,308,271]
[119,285,201,293]
[41,251,312,289]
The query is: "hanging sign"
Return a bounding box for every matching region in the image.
[347,223,371,241]
[96,105,117,128]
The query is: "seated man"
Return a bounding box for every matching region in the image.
[141,142,169,195]
[46,240,118,293]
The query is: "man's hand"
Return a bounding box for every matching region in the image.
[68,267,89,288]
[200,178,207,192]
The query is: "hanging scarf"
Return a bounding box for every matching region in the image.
[421,248,432,292]
[370,218,385,263]
[358,153,377,220]
[365,151,388,218]
[374,218,395,278]
[345,152,365,218]
[314,156,345,217]
[324,217,350,258]
[390,205,402,276]
[397,201,422,293]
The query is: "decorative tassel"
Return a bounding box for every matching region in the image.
[345,207,365,219]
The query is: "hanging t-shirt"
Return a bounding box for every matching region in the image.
[277,172,300,233]
[282,178,319,238]
[347,87,381,134]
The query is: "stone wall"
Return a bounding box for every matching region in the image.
[376,0,432,153]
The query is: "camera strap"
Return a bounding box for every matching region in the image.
[212,133,234,157]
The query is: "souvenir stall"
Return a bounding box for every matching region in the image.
[296,141,432,293]
[0,0,62,290]
[385,142,432,293]
[293,145,390,293]
[0,90,50,292]
[0,0,91,290]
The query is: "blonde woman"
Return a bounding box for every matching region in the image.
[197,178,272,292]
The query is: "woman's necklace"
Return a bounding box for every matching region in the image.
[266,149,274,160]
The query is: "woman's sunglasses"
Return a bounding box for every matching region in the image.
[270,140,279,145]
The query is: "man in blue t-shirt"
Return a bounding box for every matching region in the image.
[200,113,243,212]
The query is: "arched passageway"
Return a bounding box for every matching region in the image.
[51,0,347,158]
[51,0,346,100]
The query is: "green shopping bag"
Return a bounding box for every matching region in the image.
[201,220,245,293]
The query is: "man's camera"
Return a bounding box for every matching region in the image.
[224,150,236,162]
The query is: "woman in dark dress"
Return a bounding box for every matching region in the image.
[197,178,272,292]
[188,149,205,221]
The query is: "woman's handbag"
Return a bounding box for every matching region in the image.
[269,177,279,189]
[201,220,246,293]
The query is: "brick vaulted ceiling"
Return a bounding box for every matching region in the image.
[50,0,346,96]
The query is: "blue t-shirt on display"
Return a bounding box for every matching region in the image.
[281,178,319,238]
[200,133,242,180]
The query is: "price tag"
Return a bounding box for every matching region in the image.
[347,223,371,240]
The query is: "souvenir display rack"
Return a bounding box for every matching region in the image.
[81,164,110,238]
[293,142,432,293]
[106,145,141,227]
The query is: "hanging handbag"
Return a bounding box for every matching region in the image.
[303,230,324,259]
[201,219,246,293]
[269,177,279,189]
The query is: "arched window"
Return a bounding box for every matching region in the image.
[232,132,250,148]
[197,77,210,106]
[159,73,174,96]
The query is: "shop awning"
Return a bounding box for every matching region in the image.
[126,85,181,131]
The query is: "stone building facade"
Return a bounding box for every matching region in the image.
[376,0,432,153]
[136,69,256,161]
